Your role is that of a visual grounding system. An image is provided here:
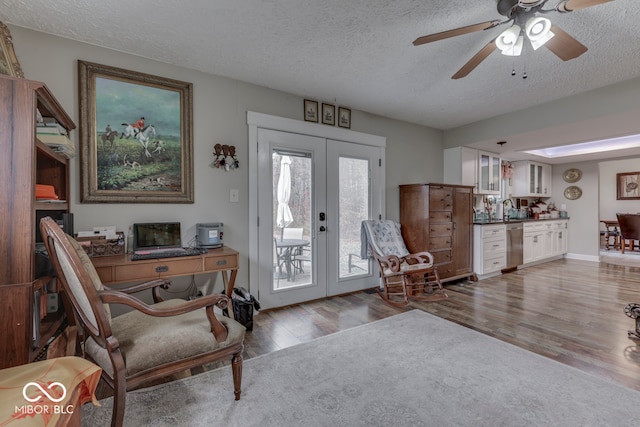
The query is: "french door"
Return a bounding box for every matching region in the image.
[254,127,384,309]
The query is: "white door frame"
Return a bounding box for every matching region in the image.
[247,111,386,304]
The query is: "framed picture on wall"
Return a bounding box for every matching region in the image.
[616,172,640,200]
[338,107,351,129]
[321,103,335,126]
[0,22,24,78]
[78,60,194,203]
[304,99,318,122]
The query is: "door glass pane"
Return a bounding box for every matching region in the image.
[537,165,543,194]
[338,156,370,279]
[529,164,535,193]
[491,156,500,191]
[272,151,312,290]
[480,154,489,191]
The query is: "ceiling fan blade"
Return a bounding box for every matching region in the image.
[452,40,497,79]
[545,25,587,61]
[558,0,614,12]
[413,20,502,46]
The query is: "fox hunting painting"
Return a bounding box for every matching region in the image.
[78,61,193,203]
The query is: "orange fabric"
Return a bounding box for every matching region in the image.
[0,356,101,426]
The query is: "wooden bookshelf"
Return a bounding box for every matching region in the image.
[0,74,75,368]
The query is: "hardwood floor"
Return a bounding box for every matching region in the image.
[244,258,640,392]
[96,257,640,399]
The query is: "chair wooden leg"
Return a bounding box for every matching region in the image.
[408,269,448,302]
[111,370,126,427]
[376,278,410,307]
[232,351,243,401]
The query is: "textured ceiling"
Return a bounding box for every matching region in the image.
[0,0,638,133]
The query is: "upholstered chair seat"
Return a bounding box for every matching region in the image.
[85,299,246,378]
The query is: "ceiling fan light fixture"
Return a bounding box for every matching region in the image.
[525,16,554,50]
[496,25,524,56]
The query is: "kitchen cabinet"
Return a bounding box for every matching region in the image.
[400,183,474,283]
[473,224,506,278]
[443,147,501,195]
[478,151,501,195]
[523,220,568,264]
[512,161,552,197]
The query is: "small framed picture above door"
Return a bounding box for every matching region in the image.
[321,103,335,126]
[304,99,318,123]
[338,107,351,129]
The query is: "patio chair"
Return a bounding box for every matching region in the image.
[361,220,447,307]
[40,217,246,427]
[281,227,311,278]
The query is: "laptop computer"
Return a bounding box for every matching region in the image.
[132,222,188,258]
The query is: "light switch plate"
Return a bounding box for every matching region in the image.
[230,189,239,203]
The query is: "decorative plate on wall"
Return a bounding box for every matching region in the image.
[564,186,582,200]
[563,168,582,183]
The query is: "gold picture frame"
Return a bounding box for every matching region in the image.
[78,60,194,203]
[616,172,640,200]
[0,22,24,78]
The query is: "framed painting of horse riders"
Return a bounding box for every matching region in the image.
[0,22,24,78]
[78,60,194,203]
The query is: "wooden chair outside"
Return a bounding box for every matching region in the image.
[361,220,447,307]
[40,217,246,427]
[616,213,640,254]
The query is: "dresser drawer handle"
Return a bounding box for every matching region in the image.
[156,266,169,273]
[216,259,227,266]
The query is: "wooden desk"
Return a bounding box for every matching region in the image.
[90,246,239,297]
[600,220,620,250]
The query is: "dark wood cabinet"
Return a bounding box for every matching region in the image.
[399,183,474,283]
[0,75,75,368]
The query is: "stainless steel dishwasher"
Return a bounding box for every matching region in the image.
[505,222,523,270]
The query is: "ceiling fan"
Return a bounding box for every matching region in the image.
[413,0,615,79]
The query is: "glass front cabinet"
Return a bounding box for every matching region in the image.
[512,160,552,197]
[478,151,501,195]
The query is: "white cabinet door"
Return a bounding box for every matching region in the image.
[444,147,478,190]
[556,220,568,254]
[512,161,552,197]
[523,232,535,264]
[478,151,501,195]
[541,163,552,196]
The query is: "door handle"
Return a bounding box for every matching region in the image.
[319,226,326,232]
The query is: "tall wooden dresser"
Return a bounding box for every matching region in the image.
[399,183,475,283]
[0,75,75,368]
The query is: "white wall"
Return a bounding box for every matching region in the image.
[10,25,443,292]
[553,160,600,259]
[599,158,640,220]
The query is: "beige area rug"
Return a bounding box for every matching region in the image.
[83,310,640,426]
[600,249,640,267]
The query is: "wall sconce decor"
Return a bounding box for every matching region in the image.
[212,143,239,171]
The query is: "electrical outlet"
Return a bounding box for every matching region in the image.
[230,189,239,203]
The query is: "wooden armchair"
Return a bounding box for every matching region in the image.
[39,217,246,427]
[361,220,447,307]
[616,213,640,254]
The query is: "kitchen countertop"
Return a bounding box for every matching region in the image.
[473,217,569,225]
